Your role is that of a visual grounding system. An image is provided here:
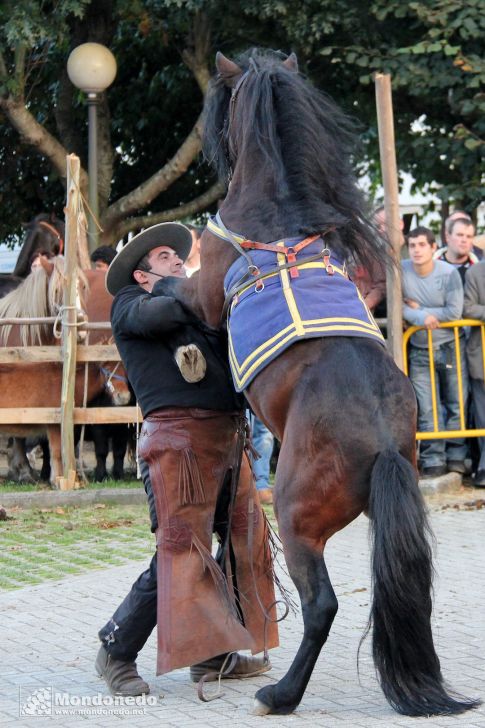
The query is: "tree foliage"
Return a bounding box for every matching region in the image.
[0,0,483,246]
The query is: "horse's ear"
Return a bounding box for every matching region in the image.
[283,52,298,73]
[215,52,243,87]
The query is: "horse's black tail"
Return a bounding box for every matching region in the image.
[367,449,480,716]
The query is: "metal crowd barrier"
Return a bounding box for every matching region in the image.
[403,319,485,440]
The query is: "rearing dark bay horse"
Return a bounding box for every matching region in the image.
[159,49,479,717]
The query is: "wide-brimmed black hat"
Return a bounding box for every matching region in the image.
[106,222,192,295]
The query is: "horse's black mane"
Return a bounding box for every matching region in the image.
[203,48,388,269]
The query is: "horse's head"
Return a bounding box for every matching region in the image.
[99,362,132,406]
[203,49,299,188]
[14,213,65,278]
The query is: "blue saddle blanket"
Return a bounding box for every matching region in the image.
[223,238,385,392]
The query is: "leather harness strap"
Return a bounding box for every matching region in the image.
[240,235,321,279]
[38,220,64,254]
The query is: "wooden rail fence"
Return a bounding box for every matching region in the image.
[0,155,141,488]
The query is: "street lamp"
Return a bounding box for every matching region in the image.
[67,42,117,251]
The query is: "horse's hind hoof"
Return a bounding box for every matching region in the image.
[252,697,272,716]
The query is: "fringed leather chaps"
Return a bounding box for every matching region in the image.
[138,408,279,675]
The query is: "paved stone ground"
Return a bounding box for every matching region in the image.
[1,504,484,728]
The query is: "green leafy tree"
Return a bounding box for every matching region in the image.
[0,0,225,247]
[0,0,483,248]
[271,0,484,217]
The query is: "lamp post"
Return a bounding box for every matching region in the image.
[67,42,117,252]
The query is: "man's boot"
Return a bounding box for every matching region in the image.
[95,646,150,696]
[190,652,271,682]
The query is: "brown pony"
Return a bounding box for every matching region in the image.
[0,263,130,485]
[155,49,480,717]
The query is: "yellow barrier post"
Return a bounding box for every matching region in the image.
[403,319,485,440]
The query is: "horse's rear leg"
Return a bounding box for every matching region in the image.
[254,534,337,715]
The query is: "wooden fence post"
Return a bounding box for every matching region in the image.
[375,73,404,371]
[59,154,81,489]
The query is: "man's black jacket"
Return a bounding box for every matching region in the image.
[111,281,242,417]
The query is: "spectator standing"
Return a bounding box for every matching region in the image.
[91,245,117,271]
[402,226,468,477]
[463,261,485,486]
[439,210,472,247]
[247,411,275,505]
[434,217,480,284]
[184,224,203,277]
[350,205,405,314]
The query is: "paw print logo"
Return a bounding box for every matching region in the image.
[19,686,52,716]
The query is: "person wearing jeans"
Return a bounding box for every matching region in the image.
[247,411,274,504]
[402,226,467,477]
[408,341,468,472]
[464,260,485,486]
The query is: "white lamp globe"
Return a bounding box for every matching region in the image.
[67,43,117,94]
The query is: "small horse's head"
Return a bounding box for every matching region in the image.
[99,362,132,406]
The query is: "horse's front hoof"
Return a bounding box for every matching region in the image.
[253,685,296,715]
[253,697,272,716]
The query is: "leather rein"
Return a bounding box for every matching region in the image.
[38,220,64,255]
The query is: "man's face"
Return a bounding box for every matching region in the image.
[374,209,404,244]
[447,222,475,259]
[94,260,110,272]
[408,235,436,266]
[146,245,185,278]
[133,245,186,292]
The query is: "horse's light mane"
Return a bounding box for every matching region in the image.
[0,257,88,346]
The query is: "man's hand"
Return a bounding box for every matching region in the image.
[423,314,440,330]
[404,298,420,309]
[152,276,180,297]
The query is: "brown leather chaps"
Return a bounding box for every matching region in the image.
[138,407,279,675]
